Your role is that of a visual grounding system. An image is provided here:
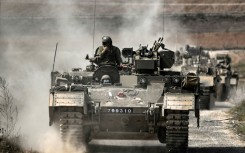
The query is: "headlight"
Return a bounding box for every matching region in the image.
[74,76,80,81]
[139,77,147,84]
[172,76,180,84]
[73,75,82,84]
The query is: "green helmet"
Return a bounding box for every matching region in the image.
[102,36,112,45]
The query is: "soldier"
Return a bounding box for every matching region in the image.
[90,36,122,66]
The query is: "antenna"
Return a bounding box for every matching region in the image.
[197,47,202,75]
[162,0,165,37]
[52,42,58,72]
[92,0,97,54]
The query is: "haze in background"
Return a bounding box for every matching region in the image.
[0,0,191,152]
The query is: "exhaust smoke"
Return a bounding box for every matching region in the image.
[0,0,193,152]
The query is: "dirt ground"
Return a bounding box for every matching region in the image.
[189,106,244,148]
[87,106,245,153]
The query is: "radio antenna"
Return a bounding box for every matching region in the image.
[52,42,58,72]
[92,0,97,54]
[162,0,165,37]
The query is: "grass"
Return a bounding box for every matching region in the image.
[0,138,22,153]
[230,100,245,140]
[0,137,38,153]
[231,100,245,121]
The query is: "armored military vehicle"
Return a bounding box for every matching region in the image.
[215,53,239,101]
[175,45,216,109]
[49,38,201,153]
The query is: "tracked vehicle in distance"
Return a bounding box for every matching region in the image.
[175,45,216,109]
[215,53,239,101]
[49,38,201,153]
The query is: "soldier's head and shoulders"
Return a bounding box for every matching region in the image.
[96,36,120,54]
[93,36,122,66]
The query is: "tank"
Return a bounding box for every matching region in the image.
[49,38,201,153]
[175,45,216,109]
[215,53,239,101]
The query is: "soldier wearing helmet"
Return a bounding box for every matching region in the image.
[91,36,122,66]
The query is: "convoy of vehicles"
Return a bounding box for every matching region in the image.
[174,46,239,109]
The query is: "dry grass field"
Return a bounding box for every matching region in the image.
[1,0,245,17]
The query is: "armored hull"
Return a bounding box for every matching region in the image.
[49,39,200,153]
[215,54,239,101]
[182,65,215,110]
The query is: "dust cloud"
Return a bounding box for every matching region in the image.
[0,0,192,152]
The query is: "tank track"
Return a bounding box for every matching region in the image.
[199,94,215,110]
[199,95,210,110]
[59,107,90,144]
[166,110,189,153]
[158,126,166,143]
[199,86,213,110]
[216,83,226,101]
